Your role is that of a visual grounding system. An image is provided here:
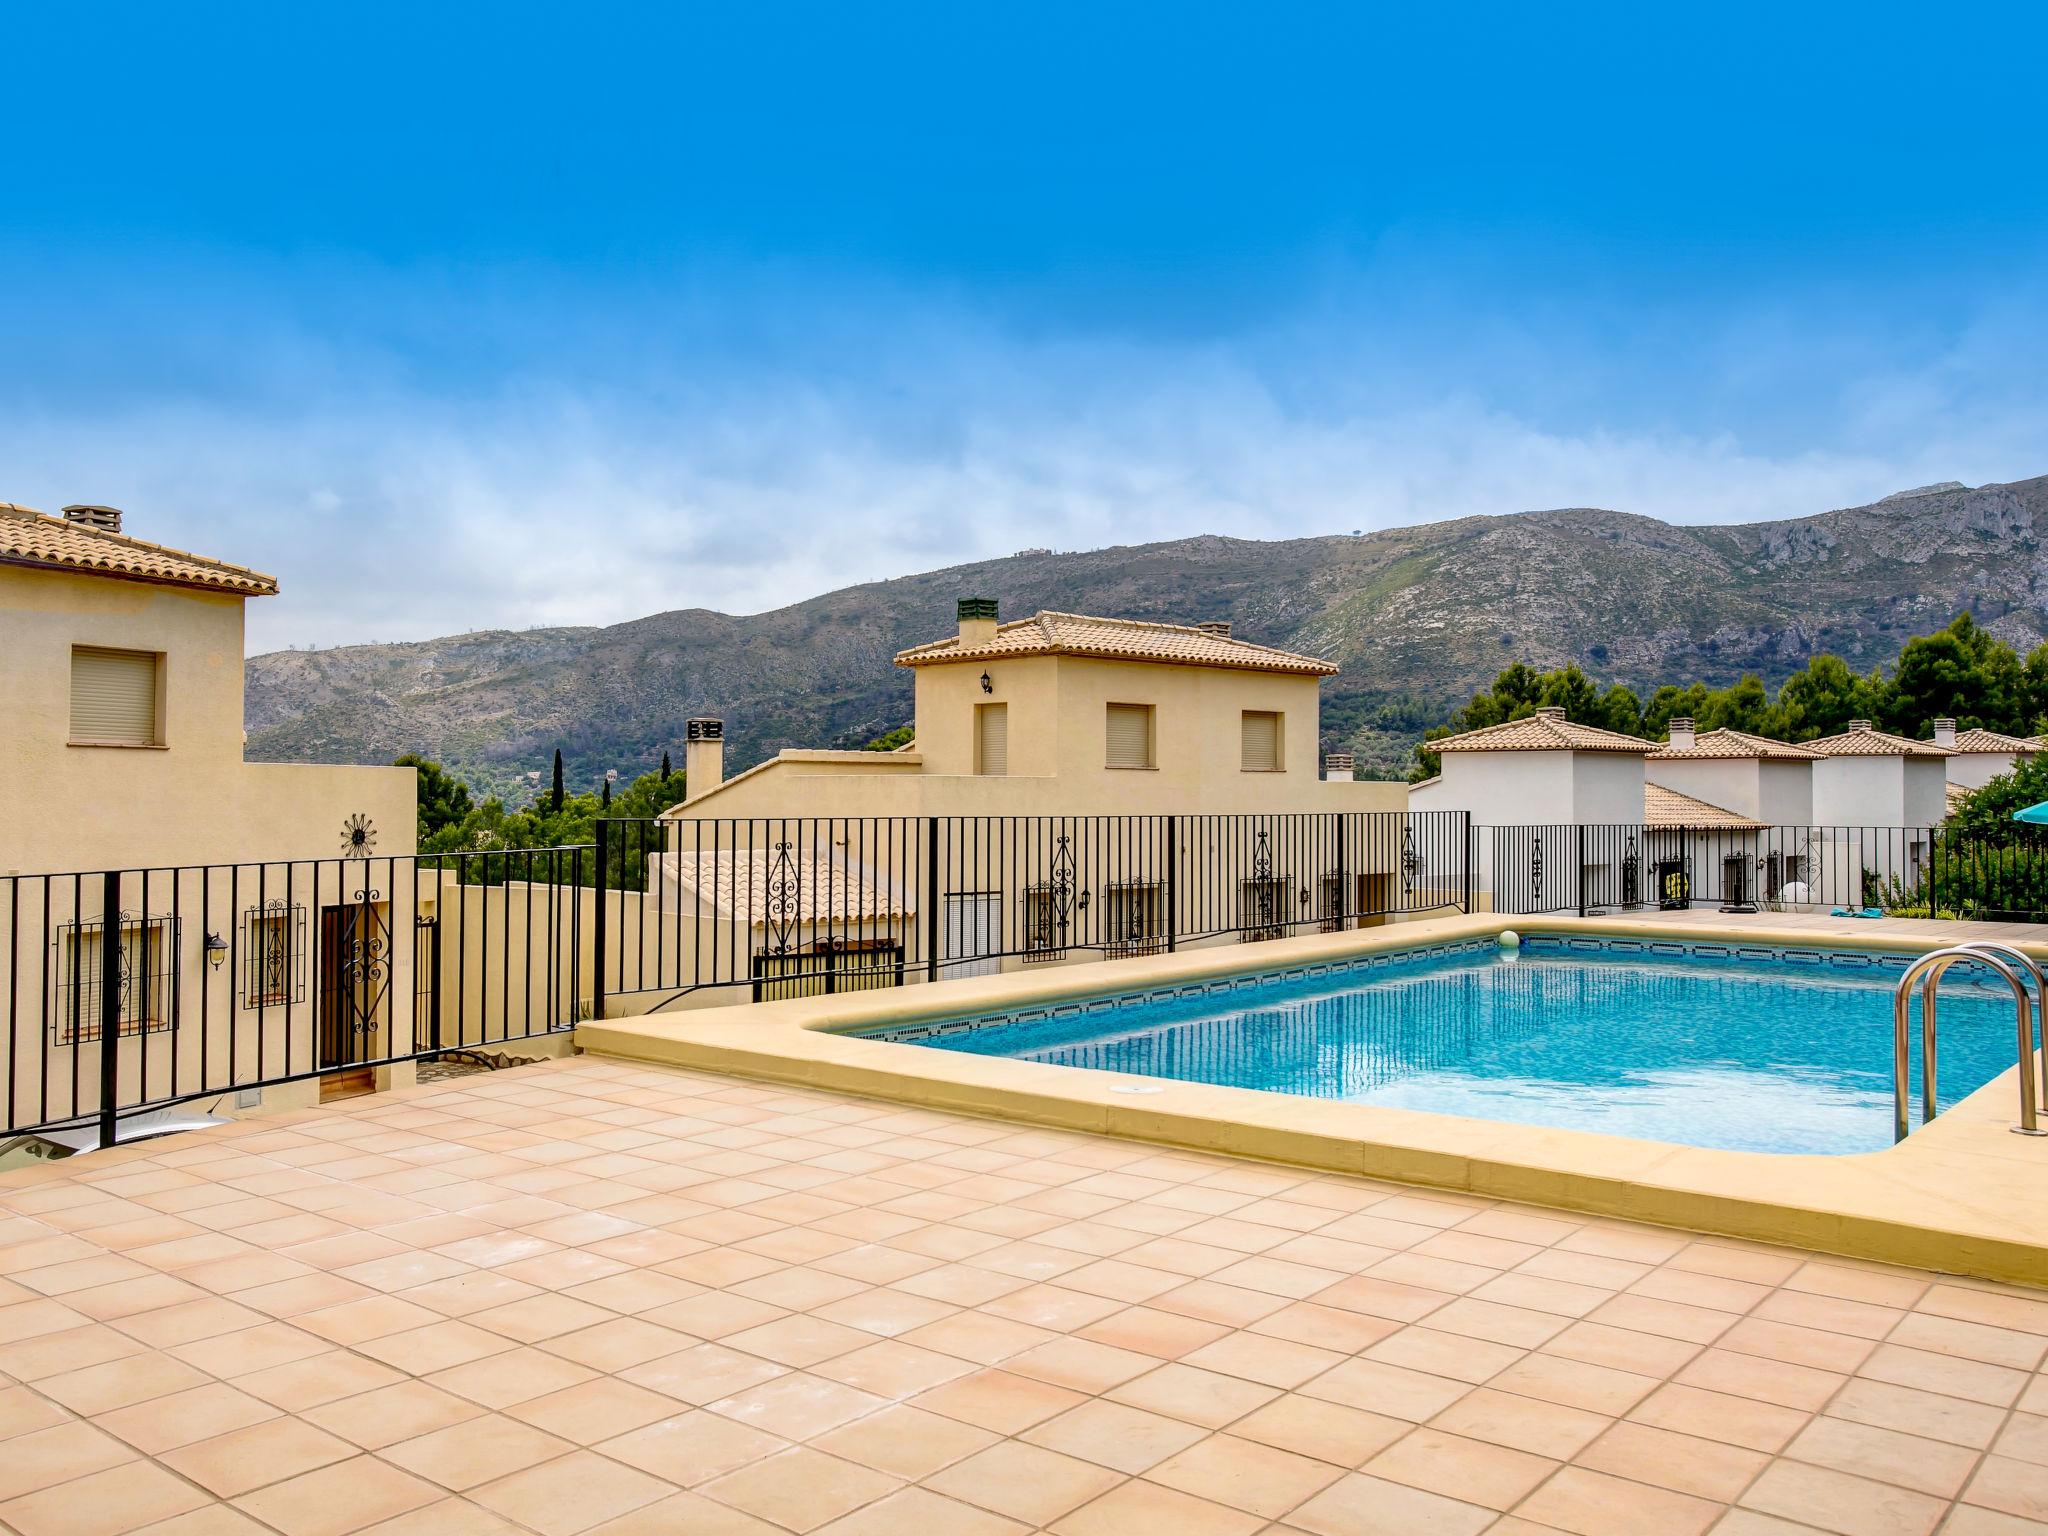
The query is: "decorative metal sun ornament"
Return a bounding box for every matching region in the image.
[340,813,378,859]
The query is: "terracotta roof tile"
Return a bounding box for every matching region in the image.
[1946,727,2038,754]
[1646,728,1822,762]
[894,611,1336,675]
[1643,783,1766,829]
[0,503,276,595]
[650,849,911,925]
[1430,708,1655,755]
[1803,724,1953,758]
[1945,781,1975,813]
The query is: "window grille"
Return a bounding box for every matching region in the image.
[52,913,178,1043]
[242,901,306,1008]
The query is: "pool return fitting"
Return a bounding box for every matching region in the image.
[1892,944,2047,1142]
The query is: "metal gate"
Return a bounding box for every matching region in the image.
[318,898,391,1073]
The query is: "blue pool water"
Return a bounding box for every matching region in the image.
[880,938,2029,1154]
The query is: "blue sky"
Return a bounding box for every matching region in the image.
[3,2,2044,651]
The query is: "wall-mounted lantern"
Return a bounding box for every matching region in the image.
[205,932,228,971]
[980,672,994,694]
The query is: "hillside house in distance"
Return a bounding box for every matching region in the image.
[634,601,1423,1002]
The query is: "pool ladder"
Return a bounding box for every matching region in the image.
[1892,943,2048,1142]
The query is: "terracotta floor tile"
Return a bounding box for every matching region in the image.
[0,1458,210,1536]
[1783,1261,1929,1310]
[302,1380,484,1449]
[1180,1331,1346,1389]
[596,1409,788,1485]
[1825,1376,2009,1449]
[1629,1383,1810,1454]
[1049,1478,1266,1536]
[1285,1470,1496,1536]
[1787,1413,1979,1499]
[1542,1317,1703,1379]
[810,1287,956,1338]
[1859,1343,2032,1407]
[579,1489,784,1534]
[619,1340,788,1405]
[38,1350,211,1414]
[380,1414,574,1490]
[0,1418,135,1500]
[812,1402,1000,1480]
[234,1351,407,1411]
[1232,1394,1410,1467]
[160,1412,356,1496]
[1491,1351,1662,1415]
[471,1449,677,1535]
[1365,1425,1555,1510]
[1515,1464,1722,1536]
[1575,1419,1768,1501]
[699,1445,899,1532]
[1719,1316,1878,1375]
[709,1370,890,1439]
[814,1338,976,1397]
[355,1320,513,1374]
[232,1455,447,1536]
[510,1377,693,1442]
[1739,1459,1946,1536]
[1890,1312,2048,1372]
[1108,1360,1283,1428]
[1298,1356,1470,1422]
[170,1322,333,1378]
[97,1380,282,1453]
[811,1485,1030,1536]
[1966,1456,2048,1523]
[927,1438,1124,1523]
[429,1344,603,1409]
[1024,1396,1210,1473]
[0,1382,70,1437]
[1429,1385,1610,1461]
[1146,1430,1343,1517]
[1365,1324,1525,1384]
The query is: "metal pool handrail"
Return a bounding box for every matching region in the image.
[1893,947,2044,1142]
[1955,942,2048,1110]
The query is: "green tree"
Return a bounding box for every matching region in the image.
[394,754,473,840]
[1889,613,2025,736]
[1774,654,1890,740]
[863,724,914,751]
[1947,755,2048,834]
[660,751,672,781]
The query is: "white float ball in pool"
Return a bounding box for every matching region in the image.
[1498,929,1521,950]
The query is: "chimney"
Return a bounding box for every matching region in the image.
[1932,717,1957,748]
[1847,719,1872,734]
[1324,751,1355,782]
[1668,717,1696,751]
[957,597,999,649]
[683,718,724,802]
[1535,706,1566,720]
[61,504,123,534]
[1196,620,1232,639]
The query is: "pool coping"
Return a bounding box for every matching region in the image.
[576,914,2048,1286]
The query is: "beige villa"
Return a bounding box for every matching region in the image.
[619,602,1425,1007]
[0,502,414,873]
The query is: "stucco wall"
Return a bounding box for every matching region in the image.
[1810,756,1911,828]
[0,565,415,874]
[1646,758,1757,819]
[1950,751,2027,792]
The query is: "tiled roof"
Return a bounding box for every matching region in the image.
[1644,783,1766,829]
[1945,781,1975,814]
[1430,709,1656,755]
[1647,728,1822,762]
[650,850,912,925]
[1947,728,2038,754]
[895,612,1337,675]
[0,503,278,595]
[1803,724,1953,758]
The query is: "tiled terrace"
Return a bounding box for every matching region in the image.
[3,1059,2048,1536]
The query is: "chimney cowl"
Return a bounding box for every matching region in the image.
[1535,706,1566,720]
[686,717,723,742]
[956,598,999,623]
[61,504,123,534]
[1667,716,1696,750]
[1932,717,1958,747]
[1847,719,1873,733]
[1196,620,1232,638]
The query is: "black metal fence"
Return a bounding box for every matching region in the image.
[595,811,1473,1012]
[1482,822,2048,921]
[2,812,1469,1147]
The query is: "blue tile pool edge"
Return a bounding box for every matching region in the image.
[846,933,1929,1047]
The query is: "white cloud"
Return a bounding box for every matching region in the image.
[2,265,2042,654]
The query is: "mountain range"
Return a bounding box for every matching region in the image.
[245,475,2048,793]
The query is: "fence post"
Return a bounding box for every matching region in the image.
[1575,825,1587,918]
[1462,813,1474,915]
[924,818,940,983]
[97,870,121,1150]
[592,821,609,1022]
[1332,814,1346,928]
[1165,815,1179,952]
[428,918,443,1051]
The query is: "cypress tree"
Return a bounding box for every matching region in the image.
[601,776,612,809]
[661,751,672,782]
[550,749,564,813]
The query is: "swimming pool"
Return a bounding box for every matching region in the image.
[870,936,2026,1155]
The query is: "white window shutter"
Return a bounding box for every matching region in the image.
[977,704,1008,776]
[1241,711,1280,771]
[70,648,160,745]
[1106,704,1151,768]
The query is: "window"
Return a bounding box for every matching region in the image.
[1021,885,1067,961]
[1237,878,1288,943]
[1240,710,1281,772]
[69,646,162,746]
[1318,871,1350,932]
[1105,703,1154,769]
[1103,881,1166,957]
[53,914,178,1043]
[976,703,1008,776]
[242,901,307,1008]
